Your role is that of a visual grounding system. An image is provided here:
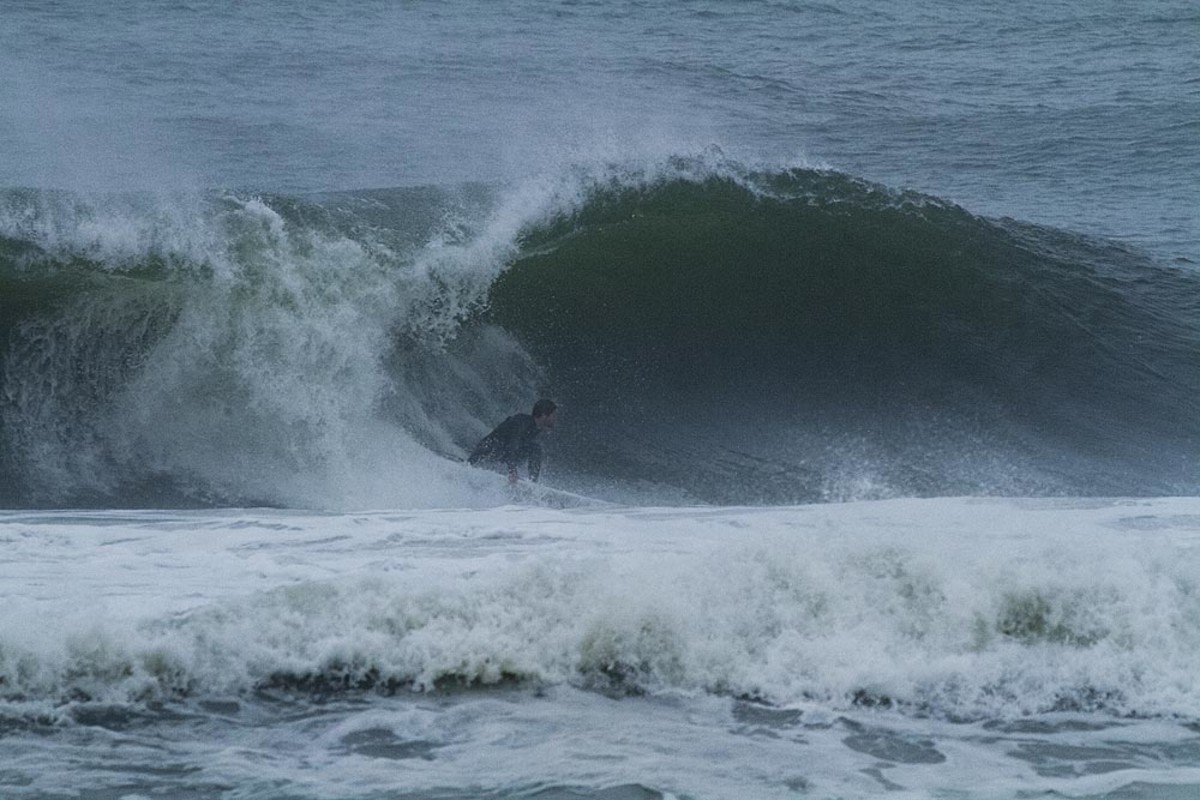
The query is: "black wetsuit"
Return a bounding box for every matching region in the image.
[467,413,544,481]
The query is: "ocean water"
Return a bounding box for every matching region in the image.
[2,1,1199,798]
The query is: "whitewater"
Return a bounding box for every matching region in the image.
[3,1,1200,798]
[5,498,1200,799]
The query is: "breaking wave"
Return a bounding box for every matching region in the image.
[2,156,1198,507]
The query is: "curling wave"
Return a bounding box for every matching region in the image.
[1,159,1198,507]
[492,167,1200,502]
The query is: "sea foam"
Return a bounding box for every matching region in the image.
[2,497,1198,723]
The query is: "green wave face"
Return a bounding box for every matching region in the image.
[489,170,1200,502]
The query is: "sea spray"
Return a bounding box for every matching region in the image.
[1,186,551,507]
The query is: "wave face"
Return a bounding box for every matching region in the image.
[493,167,1200,502]
[2,160,1199,508]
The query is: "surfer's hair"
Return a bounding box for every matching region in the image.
[533,398,557,419]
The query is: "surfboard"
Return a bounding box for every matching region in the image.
[507,479,613,509]
[453,457,612,508]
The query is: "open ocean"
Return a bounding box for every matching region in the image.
[2,1,1199,798]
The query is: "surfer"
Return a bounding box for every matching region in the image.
[468,399,558,484]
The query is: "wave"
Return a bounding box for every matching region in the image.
[2,500,1199,723]
[496,166,1200,501]
[0,185,546,508]
[2,157,1198,507]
